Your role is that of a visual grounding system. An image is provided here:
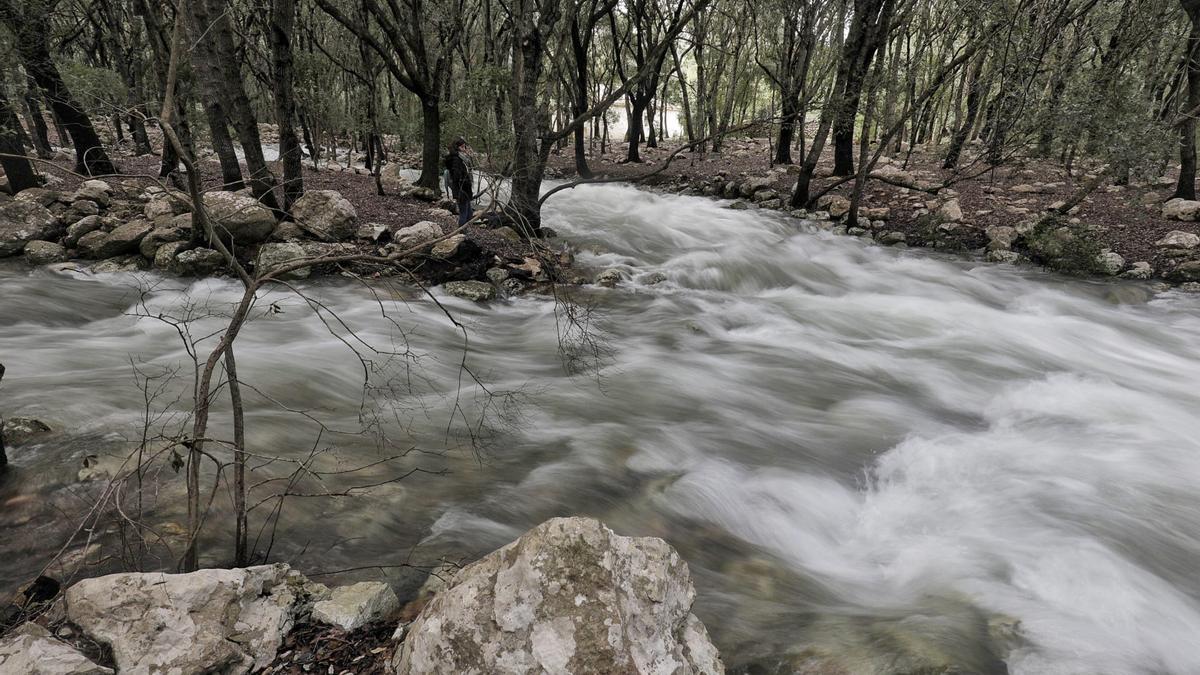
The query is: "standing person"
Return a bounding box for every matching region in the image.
[444,137,474,225]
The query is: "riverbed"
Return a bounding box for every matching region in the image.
[3,184,1200,673]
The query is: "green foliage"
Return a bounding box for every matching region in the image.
[57,61,125,113]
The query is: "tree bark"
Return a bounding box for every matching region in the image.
[271,0,304,212]
[21,78,54,160]
[1176,1,1200,200]
[0,89,38,193]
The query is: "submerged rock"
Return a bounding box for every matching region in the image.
[596,268,623,287]
[310,581,399,631]
[65,564,300,675]
[393,517,724,674]
[0,622,112,675]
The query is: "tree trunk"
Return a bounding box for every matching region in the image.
[271,0,304,212]
[0,89,38,193]
[419,97,441,190]
[1176,2,1200,200]
[626,99,646,162]
[21,78,53,159]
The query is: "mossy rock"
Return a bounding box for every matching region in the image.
[1019,216,1106,276]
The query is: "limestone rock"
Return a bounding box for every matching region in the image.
[486,267,511,284]
[861,207,890,220]
[311,581,399,631]
[596,268,623,287]
[0,200,61,257]
[90,255,147,274]
[1119,261,1154,280]
[94,220,153,258]
[985,225,1017,251]
[391,221,443,250]
[392,517,724,675]
[1169,260,1200,282]
[738,177,772,198]
[937,198,963,223]
[0,622,113,675]
[1096,250,1125,276]
[72,181,112,208]
[153,241,188,269]
[14,187,64,208]
[817,195,851,219]
[138,226,189,259]
[431,234,467,258]
[878,231,907,245]
[202,192,276,244]
[256,242,310,280]
[64,564,298,675]
[443,280,496,301]
[357,222,389,242]
[24,240,67,265]
[1162,199,1200,222]
[170,247,225,276]
[143,195,187,228]
[1154,230,1200,249]
[986,249,1023,264]
[293,189,357,241]
[64,216,102,247]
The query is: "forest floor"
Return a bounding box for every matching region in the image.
[544,138,1193,274]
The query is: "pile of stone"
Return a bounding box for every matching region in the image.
[0,518,724,675]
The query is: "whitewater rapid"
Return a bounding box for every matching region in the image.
[3,184,1200,673]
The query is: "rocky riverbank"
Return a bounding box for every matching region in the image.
[0,174,584,302]
[0,518,725,675]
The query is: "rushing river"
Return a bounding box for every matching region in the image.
[4,184,1200,673]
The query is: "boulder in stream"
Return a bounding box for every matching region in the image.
[392,517,724,674]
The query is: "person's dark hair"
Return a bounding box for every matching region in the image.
[450,137,467,152]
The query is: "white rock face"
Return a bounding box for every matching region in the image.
[64,564,300,675]
[202,191,277,244]
[311,581,400,631]
[392,517,724,675]
[292,190,358,241]
[0,622,113,674]
[1154,229,1200,249]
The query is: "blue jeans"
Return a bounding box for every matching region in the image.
[457,194,474,225]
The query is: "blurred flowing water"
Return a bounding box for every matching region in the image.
[3,184,1200,673]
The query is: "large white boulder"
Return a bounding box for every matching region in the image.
[0,622,112,674]
[64,564,300,675]
[392,517,724,674]
[292,189,357,241]
[0,200,61,257]
[202,191,277,244]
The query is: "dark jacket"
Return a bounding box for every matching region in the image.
[444,152,471,199]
